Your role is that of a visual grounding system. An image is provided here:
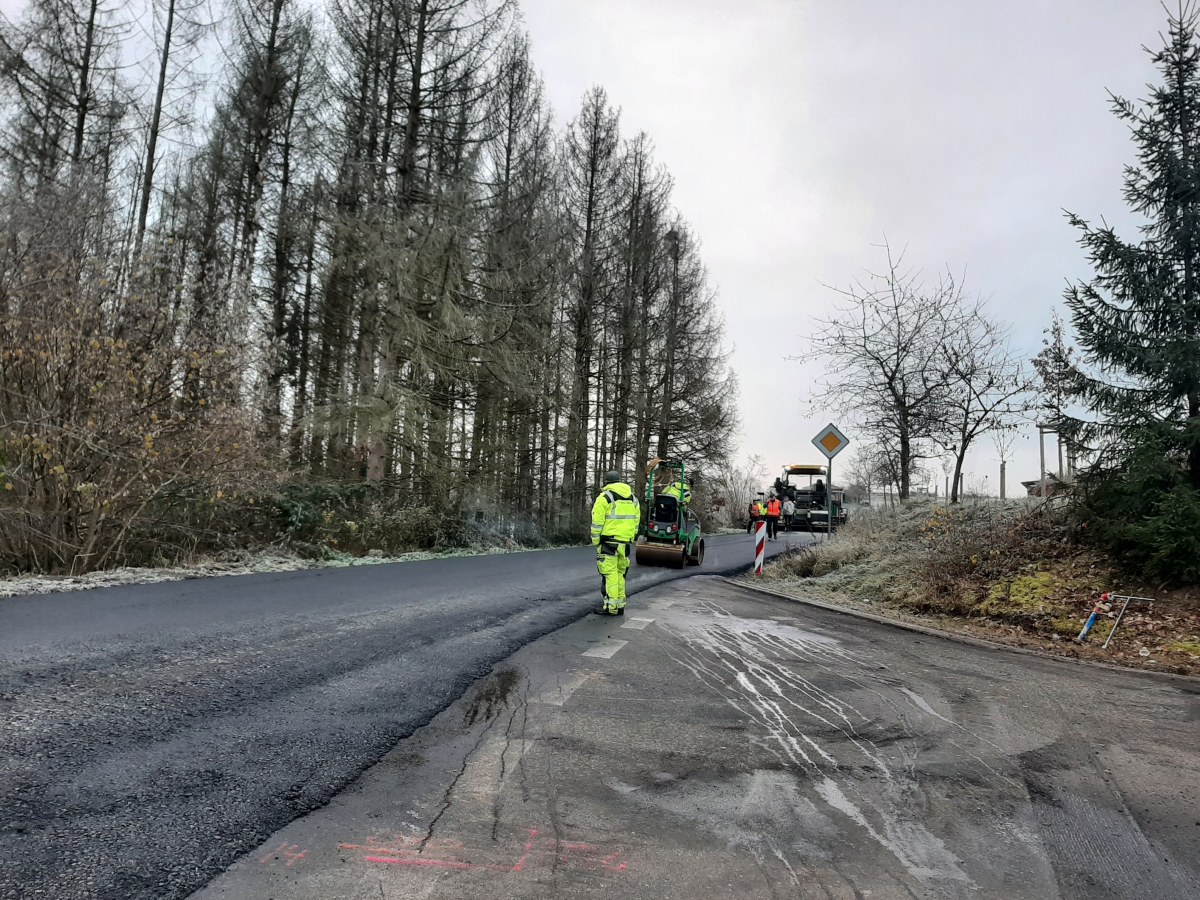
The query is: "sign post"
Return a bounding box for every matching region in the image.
[811,423,850,541]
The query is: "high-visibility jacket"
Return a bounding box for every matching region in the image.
[756,501,767,517]
[767,498,781,517]
[591,482,640,545]
[661,481,692,505]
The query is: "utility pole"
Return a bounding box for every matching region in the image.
[1038,424,1049,499]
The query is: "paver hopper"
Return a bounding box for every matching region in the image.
[634,457,705,568]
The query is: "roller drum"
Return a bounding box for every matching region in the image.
[635,541,686,567]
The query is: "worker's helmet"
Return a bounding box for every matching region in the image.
[603,469,621,485]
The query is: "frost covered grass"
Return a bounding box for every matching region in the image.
[0,544,540,599]
[755,500,1200,676]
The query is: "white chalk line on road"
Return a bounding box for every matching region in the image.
[620,617,655,631]
[532,672,593,706]
[582,640,628,659]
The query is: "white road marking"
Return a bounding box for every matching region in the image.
[620,617,655,631]
[582,640,628,659]
[533,672,592,706]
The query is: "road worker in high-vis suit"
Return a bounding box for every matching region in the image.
[661,479,693,506]
[590,470,641,615]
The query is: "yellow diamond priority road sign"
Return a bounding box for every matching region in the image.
[812,422,849,459]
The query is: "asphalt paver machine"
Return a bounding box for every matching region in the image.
[634,457,705,568]
[773,463,847,532]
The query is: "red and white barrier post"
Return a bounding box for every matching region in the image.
[754,520,766,576]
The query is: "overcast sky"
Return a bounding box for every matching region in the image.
[519,0,1171,495]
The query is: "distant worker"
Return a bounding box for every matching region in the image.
[766,495,782,540]
[754,498,768,538]
[782,496,796,533]
[591,469,641,616]
[814,479,827,509]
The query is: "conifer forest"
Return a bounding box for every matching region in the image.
[0,0,737,572]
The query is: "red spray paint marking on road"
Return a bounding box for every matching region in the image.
[511,828,539,872]
[341,828,627,876]
[556,842,629,872]
[364,856,477,870]
[258,842,306,867]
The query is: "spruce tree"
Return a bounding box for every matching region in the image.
[1065,3,1200,580]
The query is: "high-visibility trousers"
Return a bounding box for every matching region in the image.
[596,540,630,609]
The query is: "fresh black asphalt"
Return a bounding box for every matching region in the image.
[0,533,798,900]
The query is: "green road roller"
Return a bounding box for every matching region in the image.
[634,457,705,568]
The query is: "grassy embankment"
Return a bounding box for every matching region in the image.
[756,501,1200,676]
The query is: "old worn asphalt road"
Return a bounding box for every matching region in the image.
[192,578,1200,900]
[0,532,801,900]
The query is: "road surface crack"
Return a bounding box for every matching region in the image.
[491,668,529,841]
[419,710,499,853]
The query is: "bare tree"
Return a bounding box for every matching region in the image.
[560,85,620,514]
[843,449,877,505]
[991,423,1019,500]
[0,0,128,182]
[713,454,766,525]
[810,242,955,499]
[134,0,212,256]
[933,301,1034,502]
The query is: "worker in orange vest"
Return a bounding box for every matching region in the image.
[746,498,760,534]
[766,496,782,541]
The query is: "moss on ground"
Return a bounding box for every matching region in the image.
[979,571,1057,618]
[1164,639,1200,657]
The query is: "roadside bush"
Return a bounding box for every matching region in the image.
[764,499,1110,621]
[912,502,1085,614]
[0,216,267,575]
[271,480,564,557]
[273,481,466,555]
[1126,485,1200,585]
[1075,430,1200,586]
